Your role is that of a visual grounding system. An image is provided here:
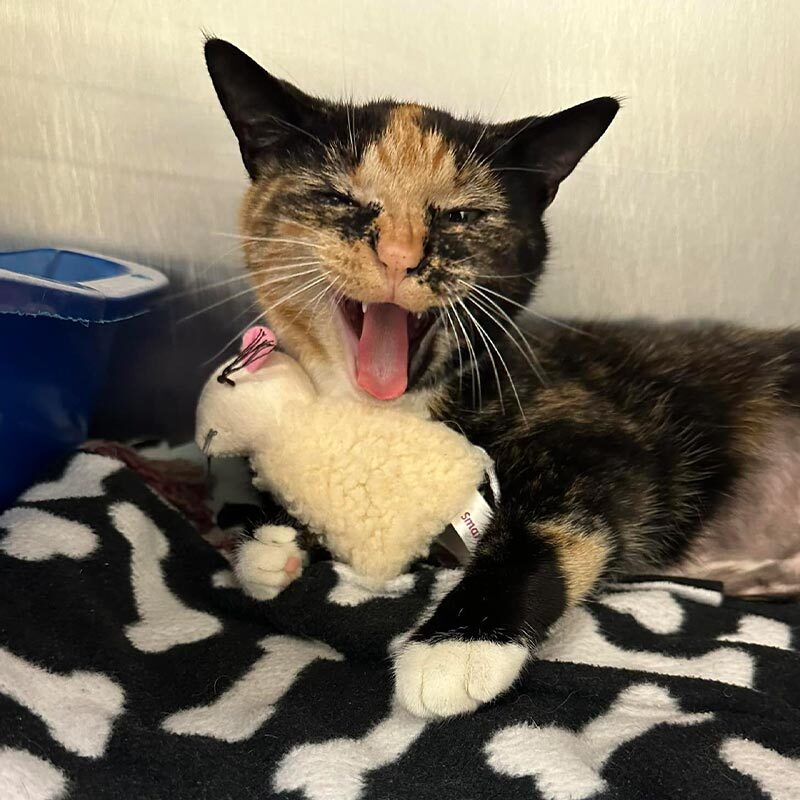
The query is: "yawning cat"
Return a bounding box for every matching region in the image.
[205,38,800,718]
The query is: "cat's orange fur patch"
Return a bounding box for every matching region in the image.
[352,104,457,261]
[240,178,328,363]
[537,521,610,605]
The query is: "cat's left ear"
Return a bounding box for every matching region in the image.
[494,97,619,206]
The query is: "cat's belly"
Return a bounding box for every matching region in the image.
[662,414,800,596]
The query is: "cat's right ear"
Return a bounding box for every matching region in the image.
[204,38,318,179]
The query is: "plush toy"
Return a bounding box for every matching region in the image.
[196,327,498,596]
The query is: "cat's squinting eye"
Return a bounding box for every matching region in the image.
[319,190,360,208]
[443,209,485,224]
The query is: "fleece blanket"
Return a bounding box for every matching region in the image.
[1,450,799,800]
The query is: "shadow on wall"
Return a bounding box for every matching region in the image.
[89,269,253,444]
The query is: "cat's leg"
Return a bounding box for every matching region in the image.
[395,508,607,716]
[395,430,656,718]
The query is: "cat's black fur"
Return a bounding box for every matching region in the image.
[205,39,800,712]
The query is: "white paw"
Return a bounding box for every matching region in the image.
[394,639,528,718]
[233,525,307,601]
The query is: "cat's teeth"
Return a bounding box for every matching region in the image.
[415,312,423,319]
[361,302,368,313]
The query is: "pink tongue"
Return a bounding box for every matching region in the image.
[357,303,409,400]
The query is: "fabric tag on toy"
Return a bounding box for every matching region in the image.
[437,450,500,562]
[450,489,493,553]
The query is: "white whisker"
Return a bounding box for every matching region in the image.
[271,216,324,236]
[213,231,324,250]
[460,296,528,421]
[191,238,252,282]
[255,260,323,273]
[331,278,348,309]
[462,66,515,173]
[230,270,333,328]
[448,295,482,411]
[468,271,539,280]
[484,116,542,161]
[264,114,325,148]
[176,283,259,324]
[345,102,357,158]
[465,289,548,387]
[461,280,546,369]
[176,267,325,324]
[288,272,337,323]
[440,303,464,395]
[457,298,507,415]
[263,273,331,315]
[491,166,550,175]
[466,291,546,389]
[523,306,596,338]
[311,275,341,319]
[465,281,595,338]
[169,261,325,301]
[229,292,268,325]
[167,271,252,300]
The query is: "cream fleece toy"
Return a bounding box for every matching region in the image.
[196,327,497,594]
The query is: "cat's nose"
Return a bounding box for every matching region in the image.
[376,234,424,289]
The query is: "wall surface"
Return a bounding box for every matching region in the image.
[2,1,798,435]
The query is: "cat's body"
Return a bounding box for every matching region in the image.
[436,318,800,585]
[204,39,800,718]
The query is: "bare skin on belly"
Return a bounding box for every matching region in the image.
[664,414,800,596]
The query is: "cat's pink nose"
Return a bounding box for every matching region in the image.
[376,236,424,289]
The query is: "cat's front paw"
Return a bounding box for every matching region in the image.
[393,638,528,718]
[234,525,307,601]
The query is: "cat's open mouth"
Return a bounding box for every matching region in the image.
[339,299,439,400]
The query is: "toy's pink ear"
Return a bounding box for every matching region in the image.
[241,326,277,372]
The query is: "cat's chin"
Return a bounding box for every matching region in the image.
[335,297,440,400]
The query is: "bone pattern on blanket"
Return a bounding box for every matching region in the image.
[110,502,222,652]
[720,738,800,800]
[717,614,794,650]
[20,453,121,502]
[274,705,427,800]
[538,607,755,687]
[0,647,124,758]
[486,684,712,800]
[162,636,343,742]
[273,569,461,799]
[0,747,68,800]
[604,580,723,605]
[597,589,685,634]
[327,563,417,607]
[3,451,799,799]
[0,507,97,561]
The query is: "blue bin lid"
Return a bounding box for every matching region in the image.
[0,248,169,323]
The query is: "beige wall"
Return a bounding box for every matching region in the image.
[2,0,799,332]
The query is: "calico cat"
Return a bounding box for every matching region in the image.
[204,39,800,718]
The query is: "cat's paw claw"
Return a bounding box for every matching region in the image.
[234,525,306,601]
[394,638,527,718]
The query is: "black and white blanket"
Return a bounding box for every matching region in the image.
[1,450,799,800]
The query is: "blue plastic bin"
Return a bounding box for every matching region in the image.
[0,248,168,508]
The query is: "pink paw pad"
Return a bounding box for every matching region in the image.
[284,555,302,575]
